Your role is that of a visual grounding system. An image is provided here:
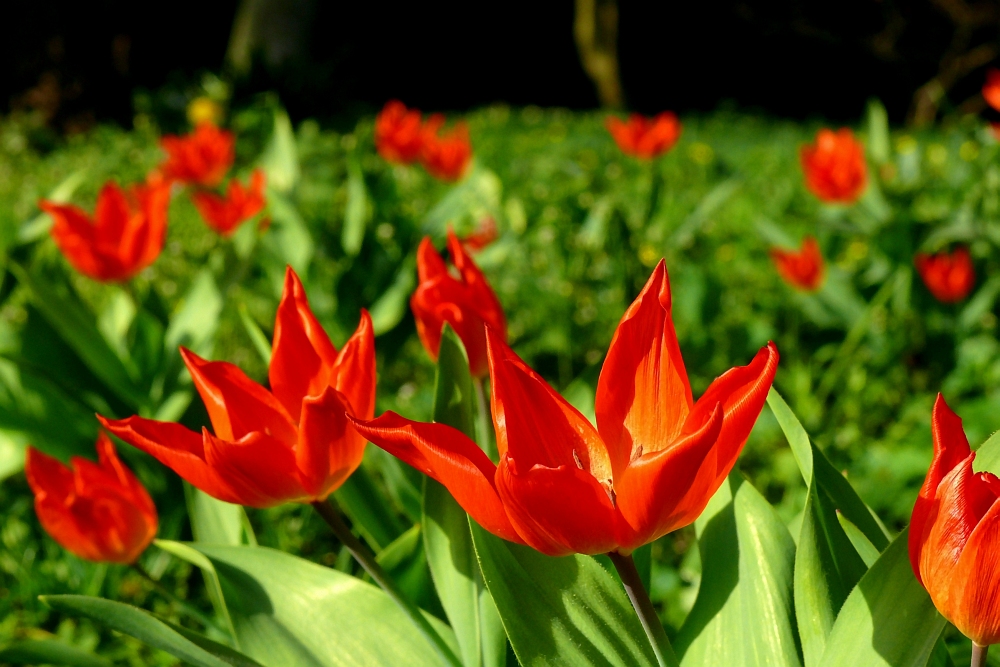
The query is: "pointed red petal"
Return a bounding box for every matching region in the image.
[296,385,365,499]
[595,260,693,478]
[953,485,1000,645]
[329,309,376,421]
[93,182,131,249]
[25,447,74,500]
[94,433,158,521]
[203,429,305,508]
[269,267,339,419]
[416,236,448,283]
[350,412,522,544]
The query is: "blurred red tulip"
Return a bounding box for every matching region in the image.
[915,247,975,303]
[375,100,425,164]
[160,122,235,188]
[411,231,506,378]
[770,236,825,292]
[40,177,171,282]
[26,434,158,564]
[420,115,472,181]
[461,217,499,252]
[800,128,867,203]
[910,394,1000,646]
[984,69,1000,112]
[354,261,778,556]
[606,112,682,159]
[192,169,267,237]
[100,267,375,508]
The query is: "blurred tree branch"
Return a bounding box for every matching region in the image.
[574,0,623,109]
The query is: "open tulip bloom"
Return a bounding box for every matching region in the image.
[353,260,779,557]
[100,267,375,507]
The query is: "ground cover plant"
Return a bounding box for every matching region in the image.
[3,85,1000,665]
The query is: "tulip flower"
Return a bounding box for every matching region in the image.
[420,115,472,182]
[353,261,778,556]
[375,100,425,164]
[984,69,1000,113]
[800,128,867,204]
[909,394,1000,650]
[160,123,235,188]
[770,236,825,292]
[26,434,158,564]
[606,112,682,160]
[40,177,171,282]
[915,247,975,303]
[192,169,267,236]
[411,230,506,378]
[100,267,375,508]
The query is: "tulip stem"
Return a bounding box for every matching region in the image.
[972,642,989,667]
[130,562,224,635]
[311,499,462,667]
[608,551,679,667]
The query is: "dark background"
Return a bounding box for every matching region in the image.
[3,0,1000,130]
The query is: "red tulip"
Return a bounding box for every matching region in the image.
[192,169,267,237]
[39,177,171,282]
[353,261,778,556]
[770,236,825,292]
[411,230,506,378]
[984,69,1000,113]
[800,128,867,204]
[100,267,375,508]
[606,112,682,160]
[375,100,425,164]
[460,216,499,252]
[915,247,975,303]
[909,394,1000,646]
[160,123,235,188]
[26,434,158,564]
[420,115,472,182]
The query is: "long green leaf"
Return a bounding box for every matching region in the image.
[342,161,369,256]
[41,595,261,667]
[817,530,946,667]
[185,484,256,546]
[424,326,506,667]
[172,542,457,667]
[0,639,111,667]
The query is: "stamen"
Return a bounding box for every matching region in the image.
[572,449,583,469]
[630,444,644,463]
[603,481,617,508]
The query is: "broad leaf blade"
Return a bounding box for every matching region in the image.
[0,639,112,667]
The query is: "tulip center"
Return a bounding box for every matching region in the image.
[574,448,617,508]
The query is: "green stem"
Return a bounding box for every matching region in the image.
[972,642,989,667]
[608,551,678,667]
[311,498,462,667]
[130,562,224,635]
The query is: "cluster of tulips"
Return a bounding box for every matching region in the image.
[20,87,1000,667]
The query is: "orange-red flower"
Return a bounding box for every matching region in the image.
[353,261,778,556]
[606,112,682,159]
[915,247,975,303]
[909,394,1000,646]
[40,177,171,282]
[411,231,506,378]
[100,267,375,508]
[984,69,1000,112]
[160,123,235,188]
[26,434,158,564]
[420,115,472,181]
[800,128,868,204]
[461,216,499,252]
[770,236,825,292]
[192,169,267,237]
[375,100,425,164]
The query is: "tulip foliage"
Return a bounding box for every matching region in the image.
[8,94,1000,667]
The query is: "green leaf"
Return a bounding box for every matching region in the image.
[817,530,947,667]
[676,475,801,667]
[165,269,223,357]
[260,110,300,193]
[0,639,112,667]
[266,190,314,274]
[342,161,369,256]
[424,325,506,667]
[422,168,502,236]
[370,255,417,336]
[973,428,1000,474]
[238,303,272,366]
[155,539,238,641]
[471,523,659,667]
[17,170,86,244]
[186,484,256,546]
[333,465,407,552]
[173,542,457,667]
[41,595,261,667]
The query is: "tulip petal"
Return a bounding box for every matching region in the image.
[953,483,1000,645]
[495,454,624,556]
[98,414,242,504]
[93,433,158,521]
[329,310,376,422]
[487,328,612,483]
[41,201,107,279]
[25,447,74,500]
[349,412,523,544]
[447,231,506,335]
[416,236,449,283]
[684,341,779,481]
[93,183,131,251]
[269,267,339,419]
[595,260,693,478]
[615,402,724,546]
[296,385,365,499]
[202,429,304,508]
[181,347,297,444]
[909,393,974,583]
